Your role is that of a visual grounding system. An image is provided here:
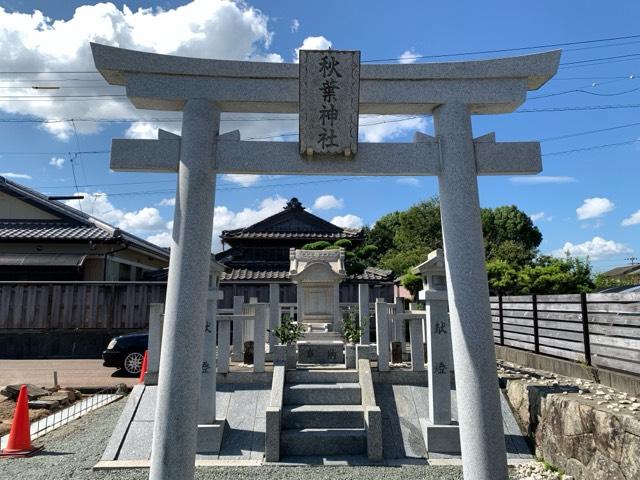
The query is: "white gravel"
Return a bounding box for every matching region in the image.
[0,398,467,480]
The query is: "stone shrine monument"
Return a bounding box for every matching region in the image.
[289,248,347,363]
[91,41,560,480]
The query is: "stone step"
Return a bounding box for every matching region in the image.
[287,369,358,384]
[280,428,367,456]
[282,404,364,429]
[284,383,361,405]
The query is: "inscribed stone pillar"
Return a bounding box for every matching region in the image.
[268,283,280,352]
[253,303,267,373]
[434,102,508,479]
[358,283,370,344]
[409,316,426,372]
[217,318,231,374]
[395,297,406,351]
[199,275,219,425]
[231,295,244,361]
[145,303,164,386]
[150,99,219,480]
[426,299,452,423]
[375,298,390,372]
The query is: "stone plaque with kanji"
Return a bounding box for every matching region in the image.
[299,50,360,156]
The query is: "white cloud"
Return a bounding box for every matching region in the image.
[146,231,172,247]
[0,172,32,179]
[212,196,287,250]
[313,194,343,210]
[157,197,175,207]
[399,49,421,64]
[396,177,420,187]
[0,1,283,140]
[49,157,65,169]
[529,212,546,222]
[222,174,261,187]
[359,115,429,143]
[64,193,164,233]
[576,197,615,220]
[509,176,577,185]
[621,209,640,227]
[291,19,300,33]
[552,236,632,260]
[331,214,363,229]
[294,35,332,62]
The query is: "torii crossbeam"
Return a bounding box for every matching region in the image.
[91,43,560,480]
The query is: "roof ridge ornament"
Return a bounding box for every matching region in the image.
[283,197,304,210]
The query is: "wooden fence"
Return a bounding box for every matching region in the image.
[491,293,640,376]
[0,282,167,330]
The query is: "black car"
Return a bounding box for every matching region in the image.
[102,332,149,375]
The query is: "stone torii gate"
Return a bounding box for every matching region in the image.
[91,43,559,480]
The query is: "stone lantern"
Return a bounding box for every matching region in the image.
[412,249,459,453]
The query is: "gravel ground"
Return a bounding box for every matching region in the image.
[0,398,466,480]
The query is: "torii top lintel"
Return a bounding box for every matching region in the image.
[91,43,560,115]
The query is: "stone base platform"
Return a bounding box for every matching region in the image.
[297,341,344,364]
[97,373,532,468]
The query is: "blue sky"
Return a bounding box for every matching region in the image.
[0,0,639,271]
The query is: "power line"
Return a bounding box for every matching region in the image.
[363,33,640,62]
[543,138,640,156]
[539,121,640,142]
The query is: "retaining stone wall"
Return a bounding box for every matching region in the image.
[501,365,640,480]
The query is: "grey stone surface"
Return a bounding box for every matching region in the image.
[148,99,220,480]
[299,50,360,156]
[358,284,370,344]
[196,420,225,454]
[375,299,390,372]
[434,101,508,479]
[253,303,267,373]
[366,406,384,461]
[268,284,280,352]
[217,318,231,374]
[282,404,364,429]
[427,301,453,425]
[345,344,357,369]
[199,276,222,425]
[280,428,367,456]
[231,296,244,362]
[144,304,163,386]
[356,344,371,364]
[284,383,361,405]
[409,317,426,372]
[298,342,344,364]
[92,42,560,113]
[265,406,281,462]
[286,370,359,384]
[420,419,461,454]
[100,384,145,461]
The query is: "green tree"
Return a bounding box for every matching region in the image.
[400,273,424,300]
[481,205,542,266]
[517,256,594,294]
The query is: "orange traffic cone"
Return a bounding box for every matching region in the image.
[1,385,42,457]
[138,350,149,384]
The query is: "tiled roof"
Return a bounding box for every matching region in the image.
[350,267,394,282]
[219,267,393,283]
[221,269,290,281]
[222,230,361,240]
[0,221,112,241]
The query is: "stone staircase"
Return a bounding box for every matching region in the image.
[280,369,367,457]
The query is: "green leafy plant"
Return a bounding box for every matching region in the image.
[269,314,306,345]
[341,309,366,344]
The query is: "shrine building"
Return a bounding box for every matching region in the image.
[215,197,394,309]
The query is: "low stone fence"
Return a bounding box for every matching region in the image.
[500,361,640,479]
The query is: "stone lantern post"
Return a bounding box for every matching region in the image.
[413,249,459,452]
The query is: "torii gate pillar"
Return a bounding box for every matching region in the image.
[150,99,219,480]
[434,102,507,478]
